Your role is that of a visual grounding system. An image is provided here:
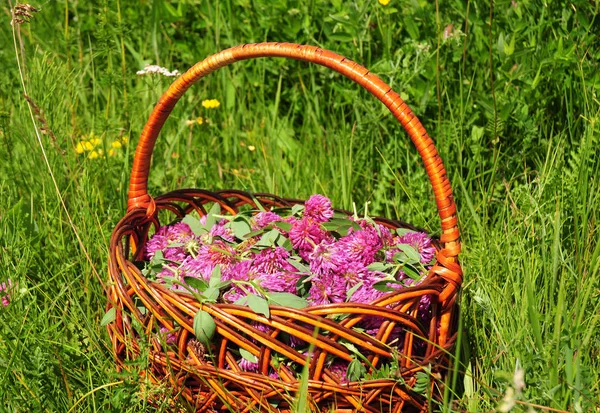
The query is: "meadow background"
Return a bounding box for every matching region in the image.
[1,0,599,411]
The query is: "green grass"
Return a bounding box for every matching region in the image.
[1,0,599,411]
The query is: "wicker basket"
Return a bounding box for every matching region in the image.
[107,43,462,413]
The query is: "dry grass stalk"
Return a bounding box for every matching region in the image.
[11,3,38,25]
[23,94,65,156]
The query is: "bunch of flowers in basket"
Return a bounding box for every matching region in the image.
[143,194,436,381]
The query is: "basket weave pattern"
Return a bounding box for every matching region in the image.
[107,43,462,412]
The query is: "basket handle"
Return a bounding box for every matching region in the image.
[128,43,461,301]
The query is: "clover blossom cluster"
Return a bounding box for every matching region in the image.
[144,194,436,381]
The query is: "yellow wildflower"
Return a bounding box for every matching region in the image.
[111,141,122,149]
[248,145,256,152]
[185,116,204,127]
[75,142,85,154]
[201,99,220,109]
[122,136,128,144]
[108,149,116,157]
[76,133,109,156]
[378,0,390,5]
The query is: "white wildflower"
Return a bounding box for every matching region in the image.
[136,65,180,77]
[513,363,525,392]
[416,42,431,54]
[498,387,516,412]
[498,361,526,412]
